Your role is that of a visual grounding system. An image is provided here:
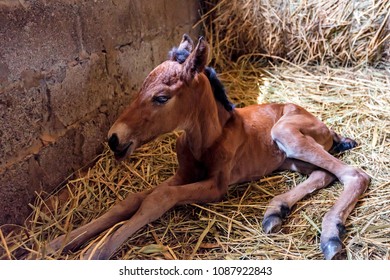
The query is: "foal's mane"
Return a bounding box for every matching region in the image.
[169,48,234,112]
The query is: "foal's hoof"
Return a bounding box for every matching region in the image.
[262,214,283,234]
[321,237,343,260]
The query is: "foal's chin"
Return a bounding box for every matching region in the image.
[112,133,165,161]
[114,142,137,161]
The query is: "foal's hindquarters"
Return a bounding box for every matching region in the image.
[203,103,369,259]
[249,103,370,259]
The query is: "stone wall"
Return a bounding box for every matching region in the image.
[0,0,200,226]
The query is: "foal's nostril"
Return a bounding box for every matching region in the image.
[108,133,119,151]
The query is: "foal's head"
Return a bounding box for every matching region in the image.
[107,35,210,160]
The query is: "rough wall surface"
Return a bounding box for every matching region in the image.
[0,0,200,226]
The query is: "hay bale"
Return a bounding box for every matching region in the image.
[201,0,390,67]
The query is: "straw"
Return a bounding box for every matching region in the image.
[1,1,389,260]
[200,0,390,68]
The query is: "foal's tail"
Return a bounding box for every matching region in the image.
[329,130,358,154]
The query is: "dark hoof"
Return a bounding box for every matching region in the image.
[262,214,282,234]
[331,138,358,154]
[321,237,343,260]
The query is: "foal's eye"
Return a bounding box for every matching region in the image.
[152,95,170,105]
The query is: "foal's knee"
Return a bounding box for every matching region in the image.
[271,125,317,159]
[339,167,370,193]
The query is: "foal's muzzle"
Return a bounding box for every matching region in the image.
[108,133,133,160]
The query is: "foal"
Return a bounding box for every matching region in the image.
[48,35,369,260]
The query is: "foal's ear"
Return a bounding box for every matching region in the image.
[178,34,194,53]
[182,37,208,82]
[168,34,194,63]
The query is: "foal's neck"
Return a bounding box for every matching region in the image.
[184,74,232,160]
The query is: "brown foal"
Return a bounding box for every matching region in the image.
[48,35,369,260]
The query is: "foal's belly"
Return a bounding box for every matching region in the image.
[228,104,287,184]
[230,141,286,184]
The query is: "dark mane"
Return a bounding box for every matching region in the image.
[204,67,234,112]
[168,48,235,112]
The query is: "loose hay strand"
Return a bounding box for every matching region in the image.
[0,229,12,260]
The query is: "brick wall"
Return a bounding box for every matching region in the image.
[0,0,200,226]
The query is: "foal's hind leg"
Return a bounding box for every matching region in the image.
[271,110,369,259]
[262,160,336,234]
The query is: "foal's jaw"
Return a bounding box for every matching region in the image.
[112,140,137,161]
[107,100,183,161]
[107,135,138,161]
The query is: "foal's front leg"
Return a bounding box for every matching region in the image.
[47,189,151,254]
[82,178,226,260]
[47,175,182,254]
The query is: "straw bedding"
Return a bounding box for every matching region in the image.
[1,0,389,260]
